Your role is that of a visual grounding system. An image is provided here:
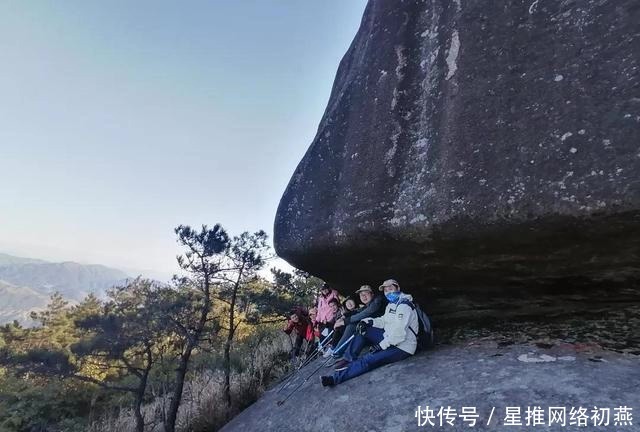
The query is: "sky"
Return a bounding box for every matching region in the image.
[0,0,368,279]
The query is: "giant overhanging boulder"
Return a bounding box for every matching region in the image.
[274,0,640,319]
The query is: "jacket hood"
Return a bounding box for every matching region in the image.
[399,293,413,302]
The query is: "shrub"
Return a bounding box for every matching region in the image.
[88,330,290,432]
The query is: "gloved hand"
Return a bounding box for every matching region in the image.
[356,320,373,335]
[369,343,382,354]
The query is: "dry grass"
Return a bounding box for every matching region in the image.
[89,332,291,432]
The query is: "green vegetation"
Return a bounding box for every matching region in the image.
[0,224,322,432]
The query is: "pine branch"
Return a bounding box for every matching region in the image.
[70,373,138,393]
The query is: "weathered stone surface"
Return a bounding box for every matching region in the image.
[274,0,640,314]
[222,337,639,432]
[223,308,640,431]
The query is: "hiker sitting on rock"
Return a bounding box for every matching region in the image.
[325,297,358,357]
[283,307,314,359]
[325,298,340,330]
[315,282,339,337]
[328,284,387,358]
[307,307,320,342]
[321,279,417,387]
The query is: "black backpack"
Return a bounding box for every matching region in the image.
[401,300,435,351]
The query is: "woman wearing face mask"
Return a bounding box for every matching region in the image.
[320,279,418,387]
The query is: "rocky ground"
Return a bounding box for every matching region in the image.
[439,303,640,357]
[222,306,639,432]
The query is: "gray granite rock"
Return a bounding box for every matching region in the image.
[264,2,640,427]
[274,0,640,313]
[221,336,639,432]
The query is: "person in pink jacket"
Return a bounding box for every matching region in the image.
[315,283,339,337]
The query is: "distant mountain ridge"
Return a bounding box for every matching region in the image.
[0,253,130,325]
[0,253,47,266]
[0,280,50,325]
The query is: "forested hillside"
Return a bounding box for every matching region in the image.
[0,225,320,431]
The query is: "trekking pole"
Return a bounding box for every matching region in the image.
[317,330,335,349]
[276,331,334,393]
[285,330,334,376]
[277,330,335,393]
[276,334,354,406]
[305,330,334,359]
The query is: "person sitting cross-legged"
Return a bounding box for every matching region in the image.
[320,279,418,387]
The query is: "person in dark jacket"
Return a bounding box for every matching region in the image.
[329,285,386,358]
[325,297,358,356]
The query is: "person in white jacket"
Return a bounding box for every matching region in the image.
[320,279,418,387]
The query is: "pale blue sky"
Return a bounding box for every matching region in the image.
[0,0,367,278]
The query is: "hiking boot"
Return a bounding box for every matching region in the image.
[334,359,350,371]
[320,375,335,387]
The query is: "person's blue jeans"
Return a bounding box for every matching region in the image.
[332,323,357,357]
[343,326,383,361]
[334,326,411,384]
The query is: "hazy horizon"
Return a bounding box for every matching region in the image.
[0,1,368,276]
[0,248,283,282]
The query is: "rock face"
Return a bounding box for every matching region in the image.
[221,337,640,432]
[274,0,640,317]
[222,309,640,431]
